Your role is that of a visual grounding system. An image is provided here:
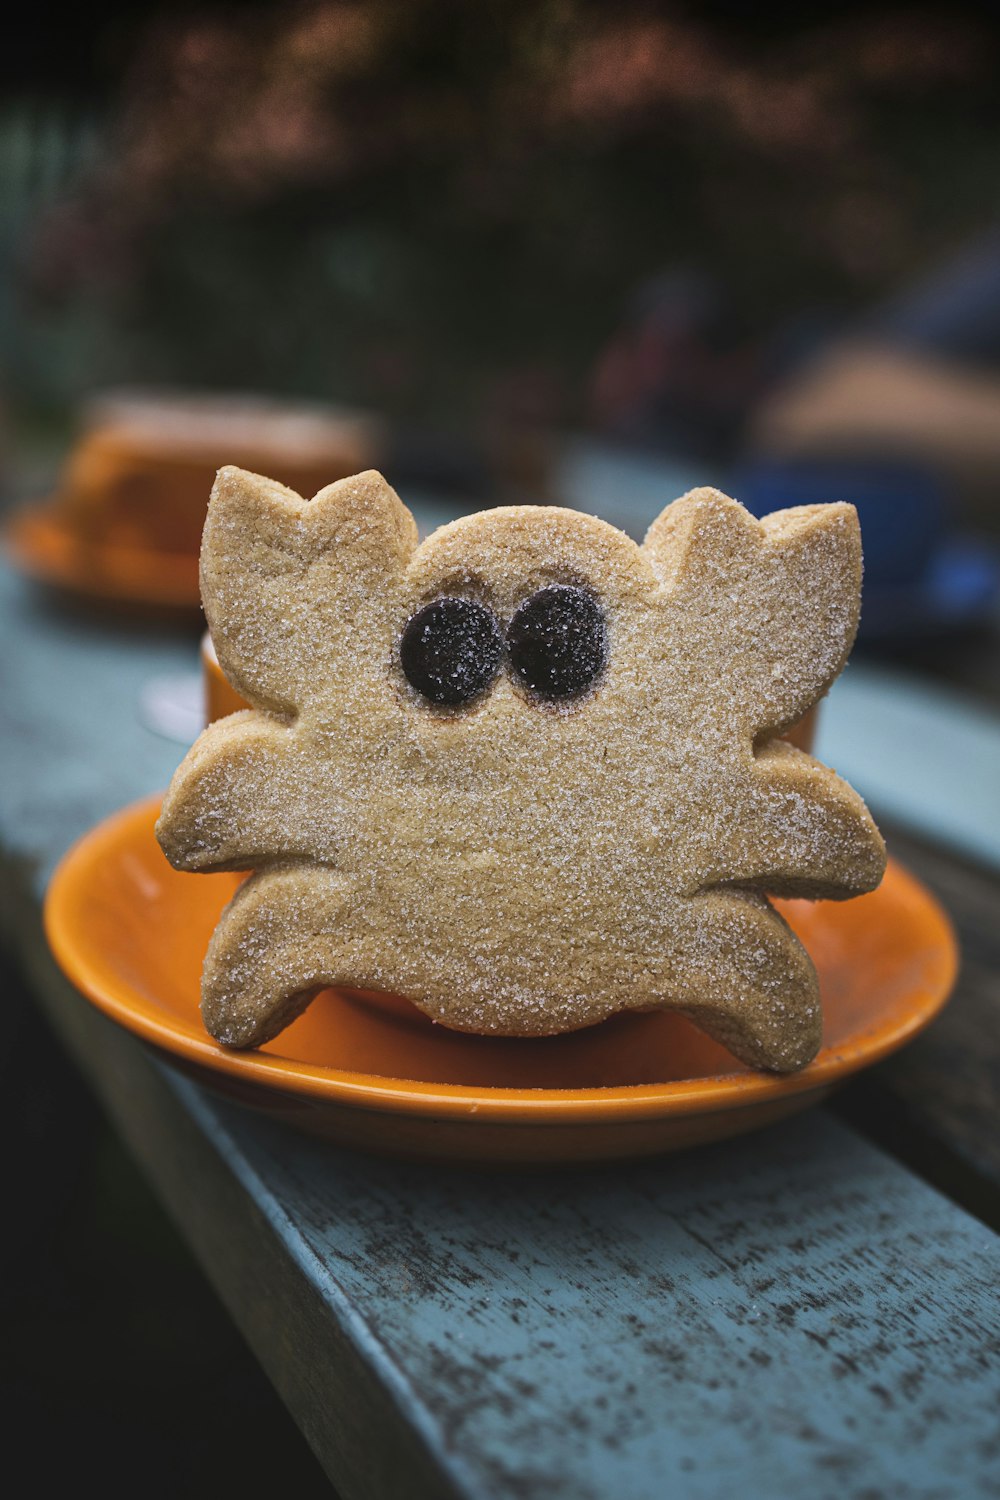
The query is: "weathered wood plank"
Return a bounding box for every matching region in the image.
[834,821,1000,1223]
[4,555,1000,1499]
[11,933,457,1500]
[16,919,1000,1500]
[817,664,1000,872]
[0,568,196,878]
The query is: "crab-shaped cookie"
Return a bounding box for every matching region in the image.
[156,467,885,1072]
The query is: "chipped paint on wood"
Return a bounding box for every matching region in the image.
[4,557,1000,1499]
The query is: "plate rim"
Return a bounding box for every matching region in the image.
[44,796,959,1125]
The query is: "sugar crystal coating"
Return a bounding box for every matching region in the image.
[155,469,886,1072]
[400,597,503,706]
[508,584,607,699]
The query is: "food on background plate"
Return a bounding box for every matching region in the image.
[56,389,383,559]
[156,468,885,1072]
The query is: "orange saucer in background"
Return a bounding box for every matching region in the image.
[4,390,384,614]
[44,797,957,1165]
[4,503,203,613]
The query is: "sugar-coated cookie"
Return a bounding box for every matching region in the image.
[156,468,885,1071]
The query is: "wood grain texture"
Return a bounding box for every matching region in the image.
[3,557,1000,1499]
[817,665,1000,872]
[0,567,196,882]
[835,821,1000,1224]
[11,932,460,1500]
[15,922,1000,1500]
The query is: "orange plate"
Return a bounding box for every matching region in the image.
[4,504,201,612]
[45,797,958,1165]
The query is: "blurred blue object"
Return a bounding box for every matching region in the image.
[733,457,999,643]
[736,459,944,584]
[556,438,705,539]
[867,225,1000,368]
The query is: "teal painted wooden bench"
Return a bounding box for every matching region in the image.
[3,553,999,1500]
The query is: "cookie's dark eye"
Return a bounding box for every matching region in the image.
[400,597,504,706]
[507,585,607,699]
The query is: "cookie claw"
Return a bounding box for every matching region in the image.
[201,866,354,1048]
[663,890,823,1072]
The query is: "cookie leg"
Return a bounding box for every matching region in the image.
[664,891,822,1072]
[201,866,355,1048]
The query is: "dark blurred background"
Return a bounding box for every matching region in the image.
[3,3,1000,479]
[3,3,1000,1494]
[10,0,969,415]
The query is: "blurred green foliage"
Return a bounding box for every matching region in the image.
[4,1,1000,432]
